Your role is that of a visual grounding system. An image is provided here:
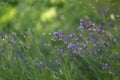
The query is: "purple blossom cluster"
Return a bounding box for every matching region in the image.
[102,64,111,71]
[53,18,107,55]
[77,19,94,31]
[53,17,120,73]
[38,61,46,68]
[67,43,82,55]
[53,32,64,41]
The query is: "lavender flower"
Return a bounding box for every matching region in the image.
[80,19,85,26]
[85,38,90,43]
[53,32,59,36]
[77,47,82,51]
[72,50,78,56]
[69,33,78,41]
[53,32,64,40]
[91,38,98,46]
[90,32,93,38]
[101,41,108,46]
[38,61,46,68]
[77,26,84,31]
[67,43,76,49]
[80,19,84,24]
[67,42,82,55]
[87,21,94,28]
[69,33,75,37]
[63,36,68,44]
[108,21,114,27]
[102,64,110,71]
[76,42,80,46]
[82,44,87,49]
[53,18,118,74]
[102,30,109,36]
[96,29,102,33]
[0,32,5,40]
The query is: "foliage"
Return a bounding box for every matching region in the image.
[0,0,120,80]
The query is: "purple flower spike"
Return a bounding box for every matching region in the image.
[102,41,108,46]
[72,50,78,56]
[77,26,84,31]
[87,21,94,28]
[108,21,114,27]
[69,33,75,37]
[63,36,68,44]
[96,29,102,33]
[38,61,46,68]
[82,44,87,49]
[80,19,84,26]
[86,38,90,43]
[53,32,64,40]
[77,47,82,51]
[53,32,59,36]
[67,43,76,49]
[80,19,84,23]
[69,33,78,41]
[102,64,110,71]
[67,45,71,49]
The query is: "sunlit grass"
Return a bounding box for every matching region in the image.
[40,7,57,22]
[0,7,16,23]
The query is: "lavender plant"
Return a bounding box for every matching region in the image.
[53,17,120,80]
[0,17,120,80]
[0,0,120,80]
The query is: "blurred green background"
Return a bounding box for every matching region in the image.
[0,0,120,34]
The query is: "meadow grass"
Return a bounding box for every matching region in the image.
[0,16,120,80]
[0,0,120,80]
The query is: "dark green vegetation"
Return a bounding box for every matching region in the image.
[0,0,120,80]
